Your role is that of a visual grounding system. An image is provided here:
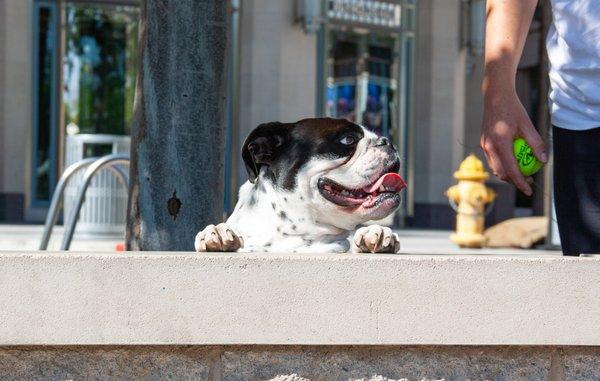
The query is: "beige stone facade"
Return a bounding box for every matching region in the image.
[0,0,549,226]
[0,0,33,222]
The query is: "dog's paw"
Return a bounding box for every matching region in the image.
[195,223,244,252]
[352,225,400,254]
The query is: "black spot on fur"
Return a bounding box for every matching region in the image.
[299,196,304,201]
[264,242,272,247]
[271,202,276,210]
[247,193,257,206]
[291,224,297,231]
[278,211,287,220]
[305,239,313,245]
[283,197,288,202]
[276,227,281,233]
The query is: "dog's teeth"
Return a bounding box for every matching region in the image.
[379,185,385,192]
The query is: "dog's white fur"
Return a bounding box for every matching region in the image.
[195,127,401,253]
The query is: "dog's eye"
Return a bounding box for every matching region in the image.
[339,134,358,146]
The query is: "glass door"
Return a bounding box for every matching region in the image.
[320,5,416,223]
[32,1,59,205]
[325,30,399,141]
[31,0,139,207]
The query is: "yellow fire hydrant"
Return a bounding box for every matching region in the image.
[445,154,496,248]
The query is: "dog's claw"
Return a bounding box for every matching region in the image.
[352,225,400,254]
[195,223,244,252]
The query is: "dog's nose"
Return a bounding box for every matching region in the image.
[375,136,391,147]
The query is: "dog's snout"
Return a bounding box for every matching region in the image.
[375,136,391,147]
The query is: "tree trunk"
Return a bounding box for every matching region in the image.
[126,0,229,251]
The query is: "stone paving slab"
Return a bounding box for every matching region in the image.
[220,346,550,381]
[0,224,561,255]
[562,347,600,381]
[0,346,217,381]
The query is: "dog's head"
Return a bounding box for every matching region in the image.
[242,118,406,230]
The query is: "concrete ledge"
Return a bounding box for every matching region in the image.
[0,252,598,346]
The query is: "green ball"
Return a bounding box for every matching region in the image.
[513,138,543,176]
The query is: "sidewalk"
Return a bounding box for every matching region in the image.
[0,224,561,255]
[0,224,122,251]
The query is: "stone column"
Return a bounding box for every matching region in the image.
[126,0,229,250]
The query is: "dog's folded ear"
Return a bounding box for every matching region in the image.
[242,122,289,183]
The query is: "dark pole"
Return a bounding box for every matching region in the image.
[126,0,229,251]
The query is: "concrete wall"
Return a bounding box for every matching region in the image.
[1,251,599,379]
[2,252,598,345]
[0,0,532,226]
[0,0,32,221]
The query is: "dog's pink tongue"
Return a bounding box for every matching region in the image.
[363,173,407,194]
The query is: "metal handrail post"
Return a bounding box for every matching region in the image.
[60,154,130,250]
[39,157,130,250]
[39,157,97,250]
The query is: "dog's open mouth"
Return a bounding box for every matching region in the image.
[318,171,407,209]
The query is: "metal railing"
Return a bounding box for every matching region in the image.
[39,154,130,250]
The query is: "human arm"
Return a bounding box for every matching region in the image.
[480,0,547,196]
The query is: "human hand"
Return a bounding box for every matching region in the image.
[480,91,547,196]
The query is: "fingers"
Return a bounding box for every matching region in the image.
[481,135,506,179]
[480,96,543,196]
[519,124,547,163]
[496,139,533,196]
[481,132,532,196]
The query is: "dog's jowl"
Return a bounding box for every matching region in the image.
[195,118,407,253]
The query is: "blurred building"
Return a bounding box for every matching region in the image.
[0,0,550,229]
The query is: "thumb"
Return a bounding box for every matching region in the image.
[520,124,547,163]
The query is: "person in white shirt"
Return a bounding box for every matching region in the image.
[480,0,600,256]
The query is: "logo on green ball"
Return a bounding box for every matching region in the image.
[513,138,543,176]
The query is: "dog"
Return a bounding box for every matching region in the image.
[195,117,407,253]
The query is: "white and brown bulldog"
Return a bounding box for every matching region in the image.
[195,117,407,253]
